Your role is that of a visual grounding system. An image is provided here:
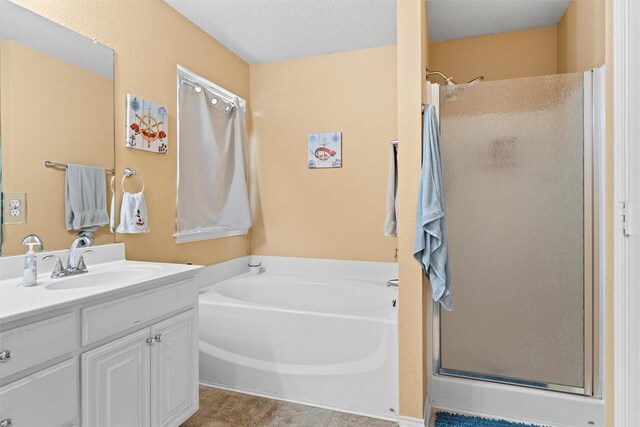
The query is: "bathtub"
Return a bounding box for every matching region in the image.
[198,256,398,420]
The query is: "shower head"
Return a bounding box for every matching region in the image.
[426,68,484,86]
[467,75,485,85]
[426,69,457,85]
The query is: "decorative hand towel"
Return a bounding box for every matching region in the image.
[65,164,109,231]
[413,105,452,310]
[384,142,398,236]
[117,174,149,233]
[116,192,149,234]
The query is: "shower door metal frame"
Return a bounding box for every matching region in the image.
[430,69,603,397]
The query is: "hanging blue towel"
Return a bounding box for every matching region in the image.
[413,104,452,310]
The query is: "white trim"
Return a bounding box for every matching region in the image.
[613,0,640,425]
[398,415,425,427]
[429,376,604,427]
[424,396,432,426]
[173,228,248,244]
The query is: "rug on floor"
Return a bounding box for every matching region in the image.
[434,411,544,427]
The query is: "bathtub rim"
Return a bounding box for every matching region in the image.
[199,272,398,324]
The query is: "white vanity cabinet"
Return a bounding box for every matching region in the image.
[81,329,151,427]
[150,310,198,427]
[82,309,197,427]
[0,266,200,427]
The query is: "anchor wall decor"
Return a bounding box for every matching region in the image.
[126,94,168,154]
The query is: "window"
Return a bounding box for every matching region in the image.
[174,66,251,243]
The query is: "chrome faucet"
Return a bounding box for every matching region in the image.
[43,234,94,279]
[68,235,93,269]
[387,279,399,287]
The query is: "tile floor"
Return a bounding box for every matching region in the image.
[181,385,399,427]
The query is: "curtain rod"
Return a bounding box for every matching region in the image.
[180,77,237,110]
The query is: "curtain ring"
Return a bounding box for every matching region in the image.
[121,173,144,193]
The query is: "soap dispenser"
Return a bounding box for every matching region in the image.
[23,242,38,287]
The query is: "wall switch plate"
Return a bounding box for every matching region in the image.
[2,192,27,224]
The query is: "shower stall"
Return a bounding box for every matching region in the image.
[429,69,603,404]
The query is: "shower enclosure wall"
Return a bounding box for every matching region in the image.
[431,70,602,398]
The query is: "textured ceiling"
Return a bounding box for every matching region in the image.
[427,0,572,42]
[163,0,397,64]
[163,0,573,64]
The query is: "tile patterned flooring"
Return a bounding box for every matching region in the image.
[182,385,399,427]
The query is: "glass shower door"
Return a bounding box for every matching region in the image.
[437,72,592,394]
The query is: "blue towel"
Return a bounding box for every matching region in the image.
[413,105,452,310]
[65,164,109,231]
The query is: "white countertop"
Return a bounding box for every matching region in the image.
[0,244,202,324]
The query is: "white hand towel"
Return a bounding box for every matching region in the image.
[116,192,149,234]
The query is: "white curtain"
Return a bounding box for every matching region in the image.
[175,79,251,243]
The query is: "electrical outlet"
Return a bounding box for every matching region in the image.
[2,192,27,224]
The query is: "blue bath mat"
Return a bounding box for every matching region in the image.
[434,411,544,427]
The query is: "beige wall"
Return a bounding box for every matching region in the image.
[249,46,398,261]
[14,0,250,265]
[1,41,114,256]
[557,0,606,73]
[429,26,558,83]
[397,0,429,418]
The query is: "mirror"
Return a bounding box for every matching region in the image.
[0,0,115,256]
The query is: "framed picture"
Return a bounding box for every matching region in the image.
[126,94,168,154]
[308,132,342,168]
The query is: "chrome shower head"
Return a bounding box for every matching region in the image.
[467,75,485,85]
[426,69,457,85]
[426,68,484,86]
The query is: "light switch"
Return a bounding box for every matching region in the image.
[2,192,27,224]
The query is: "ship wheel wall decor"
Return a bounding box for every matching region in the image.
[125,94,168,154]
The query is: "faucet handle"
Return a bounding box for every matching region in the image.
[43,255,65,278]
[77,250,94,271]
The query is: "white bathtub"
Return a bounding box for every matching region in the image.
[198,256,398,420]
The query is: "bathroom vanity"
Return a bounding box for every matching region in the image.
[0,244,202,427]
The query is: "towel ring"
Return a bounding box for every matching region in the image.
[121,172,144,193]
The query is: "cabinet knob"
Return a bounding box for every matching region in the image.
[145,337,155,346]
[0,350,11,363]
[0,418,13,427]
[154,334,163,343]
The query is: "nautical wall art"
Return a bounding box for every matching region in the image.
[126,94,168,154]
[308,132,342,169]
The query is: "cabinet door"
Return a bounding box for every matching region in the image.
[151,309,198,427]
[82,329,151,427]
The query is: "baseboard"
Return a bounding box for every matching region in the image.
[398,415,426,427]
[424,396,432,426]
[429,375,604,427]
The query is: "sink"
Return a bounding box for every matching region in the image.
[45,268,157,290]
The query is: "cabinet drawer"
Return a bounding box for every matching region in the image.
[81,279,197,346]
[0,313,76,378]
[0,358,78,427]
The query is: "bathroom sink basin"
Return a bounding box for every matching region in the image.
[45,267,156,290]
